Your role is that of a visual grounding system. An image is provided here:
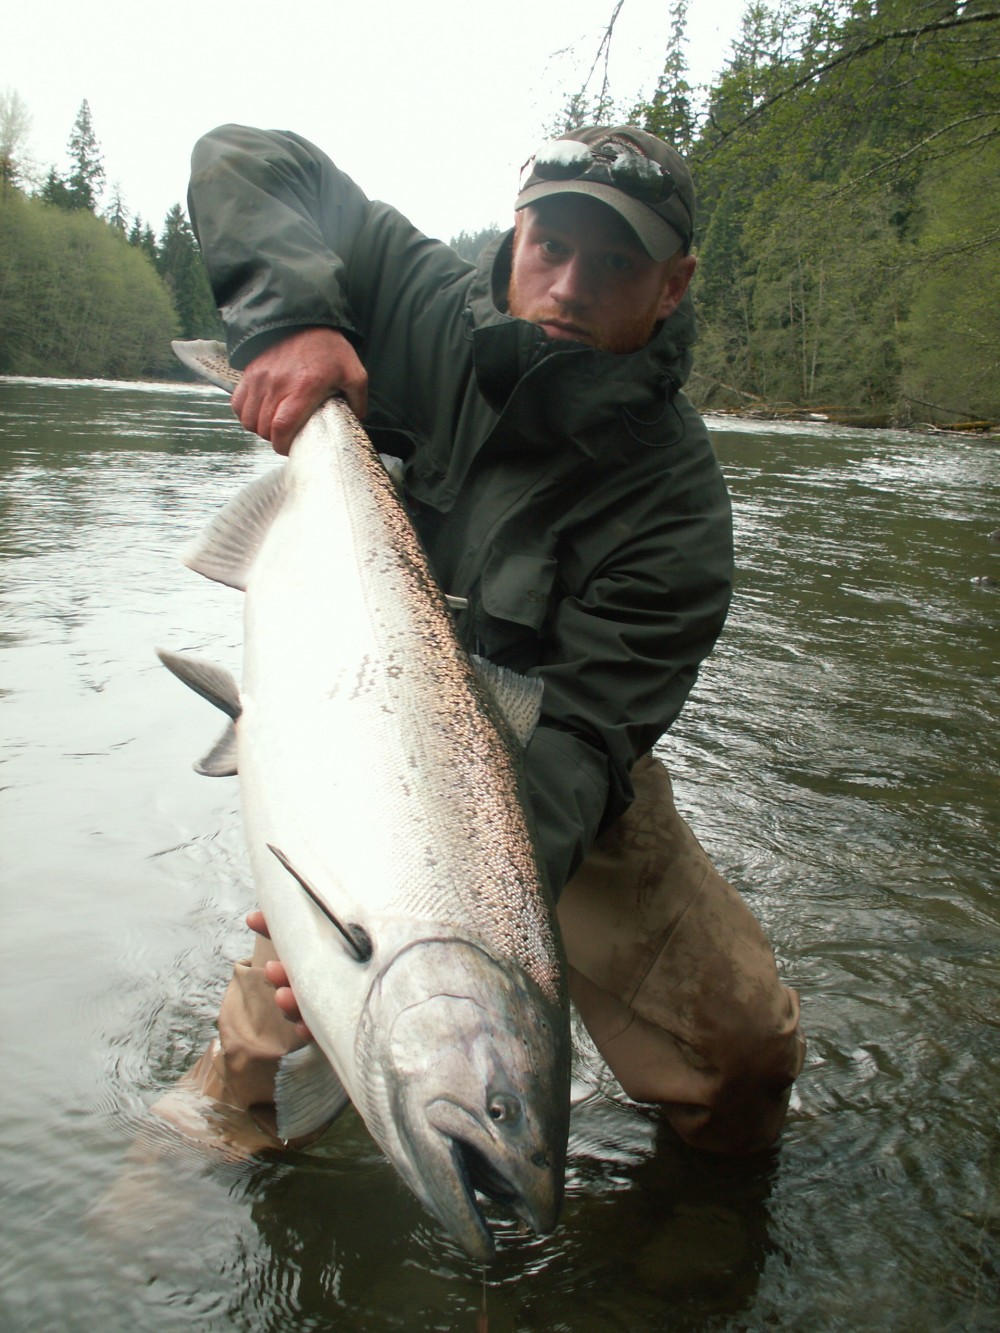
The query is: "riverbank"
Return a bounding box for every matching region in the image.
[706,404,1000,437]
[688,375,999,437]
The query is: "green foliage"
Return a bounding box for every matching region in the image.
[743,180,906,405]
[0,87,220,379]
[635,0,695,154]
[634,0,1000,419]
[128,214,159,261]
[900,137,1000,419]
[0,191,177,378]
[156,204,223,340]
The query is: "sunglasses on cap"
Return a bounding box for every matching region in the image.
[520,138,679,206]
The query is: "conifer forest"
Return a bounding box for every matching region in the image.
[1,0,997,425]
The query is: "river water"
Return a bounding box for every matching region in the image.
[1,376,997,1332]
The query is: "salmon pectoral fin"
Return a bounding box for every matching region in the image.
[195,721,238,777]
[275,1044,351,1142]
[156,648,241,776]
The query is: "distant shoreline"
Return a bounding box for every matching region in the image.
[4,372,997,440]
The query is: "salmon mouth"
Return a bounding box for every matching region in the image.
[451,1133,520,1210]
[435,1129,533,1262]
[415,1095,558,1262]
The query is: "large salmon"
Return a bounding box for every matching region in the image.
[158,340,569,1262]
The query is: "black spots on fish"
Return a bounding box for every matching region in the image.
[351,654,376,700]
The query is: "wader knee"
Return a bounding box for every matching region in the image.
[559,753,806,1155]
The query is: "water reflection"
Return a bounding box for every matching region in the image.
[1,380,998,1330]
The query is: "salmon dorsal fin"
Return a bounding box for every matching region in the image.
[182,466,288,591]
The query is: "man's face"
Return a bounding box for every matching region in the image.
[507,195,696,355]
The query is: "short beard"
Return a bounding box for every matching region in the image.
[507,270,662,354]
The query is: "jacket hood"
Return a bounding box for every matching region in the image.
[464,231,696,449]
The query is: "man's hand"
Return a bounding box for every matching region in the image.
[247,908,312,1040]
[231,327,369,455]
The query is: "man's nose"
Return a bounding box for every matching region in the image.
[549,255,592,308]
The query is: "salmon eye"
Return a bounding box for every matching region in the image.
[488,1093,521,1124]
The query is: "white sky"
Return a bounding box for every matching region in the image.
[7,0,747,241]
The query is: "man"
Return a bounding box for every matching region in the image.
[166,123,804,1158]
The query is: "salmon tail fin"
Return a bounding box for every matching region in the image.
[172,339,241,394]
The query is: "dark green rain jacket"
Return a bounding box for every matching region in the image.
[188,125,734,898]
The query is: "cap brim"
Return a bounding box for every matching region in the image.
[514,179,685,261]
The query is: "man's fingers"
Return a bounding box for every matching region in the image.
[248,913,312,1038]
[274,983,312,1040]
[231,328,369,453]
[270,395,315,455]
[340,373,369,422]
[246,908,270,939]
[263,958,290,989]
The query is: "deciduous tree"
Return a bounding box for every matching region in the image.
[0,87,32,192]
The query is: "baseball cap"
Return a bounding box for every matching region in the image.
[515,125,695,260]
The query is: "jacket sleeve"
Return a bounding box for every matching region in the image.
[187,124,374,366]
[188,123,477,454]
[187,124,469,377]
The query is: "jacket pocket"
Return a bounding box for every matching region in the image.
[480,549,558,632]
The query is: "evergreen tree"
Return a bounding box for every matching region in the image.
[128,214,158,261]
[156,203,223,339]
[449,225,502,262]
[64,99,104,212]
[104,180,129,233]
[636,0,695,155]
[38,165,73,209]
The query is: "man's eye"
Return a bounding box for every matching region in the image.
[540,238,565,256]
[605,253,632,271]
